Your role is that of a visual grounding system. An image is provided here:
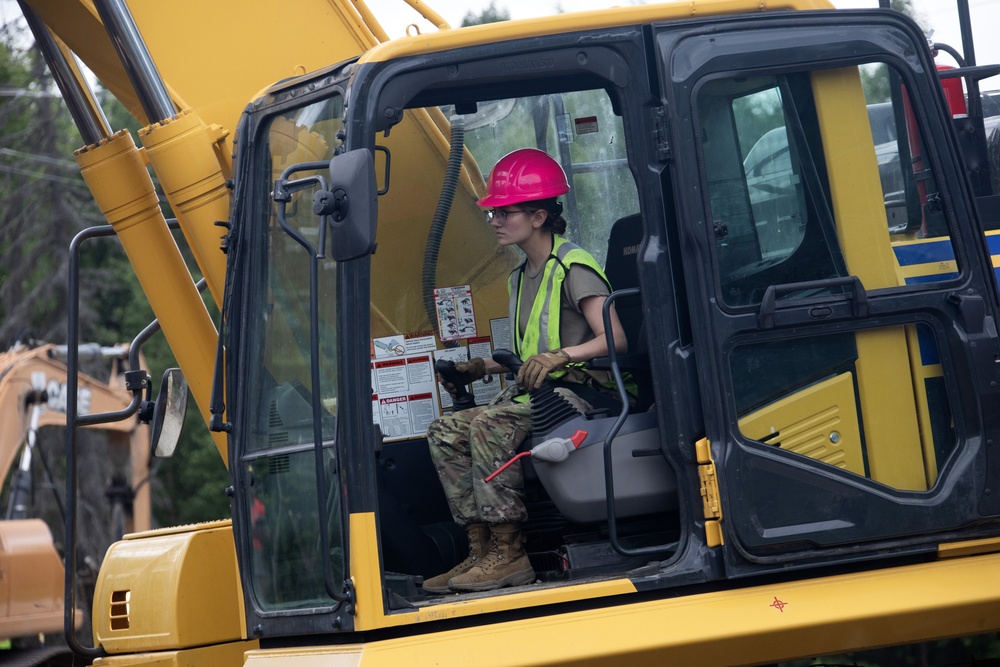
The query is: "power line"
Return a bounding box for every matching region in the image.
[0,147,78,169]
[0,162,91,187]
[0,86,61,99]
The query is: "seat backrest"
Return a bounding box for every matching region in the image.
[603,214,644,352]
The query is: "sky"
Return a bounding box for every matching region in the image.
[0,0,997,89]
[361,0,1000,77]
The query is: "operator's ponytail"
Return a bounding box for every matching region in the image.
[531,197,567,235]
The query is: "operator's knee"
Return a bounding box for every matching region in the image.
[426,415,450,445]
[468,407,530,459]
[427,411,480,466]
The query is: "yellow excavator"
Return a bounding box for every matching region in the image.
[0,341,150,664]
[15,0,1000,664]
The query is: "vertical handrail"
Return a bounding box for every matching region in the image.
[63,221,184,659]
[601,288,676,557]
[274,165,352,605]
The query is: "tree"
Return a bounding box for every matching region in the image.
[859,1,928,105]
[891,0,927,32]
[0,15,230,557]
[462,1,510,27]
[0,25,106,347]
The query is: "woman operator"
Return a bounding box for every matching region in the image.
[423,148,628,594]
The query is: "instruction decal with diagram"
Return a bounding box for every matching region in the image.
[434,284,477,342]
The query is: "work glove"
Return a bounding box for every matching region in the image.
[517,349,571,392]
[441,357,486,397]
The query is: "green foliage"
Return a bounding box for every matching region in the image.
[461,1,510,27]
[152,402,231,526]
[860,63,892,105]
[891,0,928,32]
[732,87,785,160]
[0,18,229,544]
[0,23,101,346]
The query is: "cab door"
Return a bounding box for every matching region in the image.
[656,10,1000,571]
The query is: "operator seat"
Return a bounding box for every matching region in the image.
[527,213,677,523]
[603,213,644,352]
[595,213,653,410]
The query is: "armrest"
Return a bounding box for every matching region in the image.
[586,352,648,372]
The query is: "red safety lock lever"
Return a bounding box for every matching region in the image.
[485,429,588,483]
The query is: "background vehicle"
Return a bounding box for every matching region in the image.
[14,0,1000,664]
[0,340,149,664]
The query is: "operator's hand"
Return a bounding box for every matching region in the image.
[517,349,571,392]
[441,358,487,397]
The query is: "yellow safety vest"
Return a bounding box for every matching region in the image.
[507,235,638,404]
[509,234,610,368]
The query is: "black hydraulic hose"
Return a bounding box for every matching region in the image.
[422,115,465,340]
[933,43,967,69]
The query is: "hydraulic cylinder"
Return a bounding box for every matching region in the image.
[75,129,228,465]
[139,108,230,307]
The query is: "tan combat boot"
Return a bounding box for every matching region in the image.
[448,522,535,592]
[422,523,490,594]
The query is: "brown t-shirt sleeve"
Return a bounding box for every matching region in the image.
[557,264,611,349]
[563,264,611,314]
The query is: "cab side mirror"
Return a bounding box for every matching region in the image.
[150,368,188,458]
[316,148,377,261]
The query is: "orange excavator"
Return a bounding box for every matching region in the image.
[0,341,149,664]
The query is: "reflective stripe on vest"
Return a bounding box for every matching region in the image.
[508,235,609,363]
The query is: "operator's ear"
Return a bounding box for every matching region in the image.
[530,209,547,230]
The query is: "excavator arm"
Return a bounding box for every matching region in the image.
[16,0,443,466]
[0,342,150,530]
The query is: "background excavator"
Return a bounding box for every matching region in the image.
[10,0,1000,665]
[0,340,150,665]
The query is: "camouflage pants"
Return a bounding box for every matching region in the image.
[426,400,533,525]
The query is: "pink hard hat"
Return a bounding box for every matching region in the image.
[477,148,570,207]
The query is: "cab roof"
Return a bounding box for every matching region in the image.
[358,0,835,65]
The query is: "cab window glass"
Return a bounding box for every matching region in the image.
[732,322,956,491]
[369,89,639,341]
[702,62,962,491]
[697,61,959,308]
[244,95,345,612]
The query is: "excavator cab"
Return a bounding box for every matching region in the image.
[217,1,1000,657]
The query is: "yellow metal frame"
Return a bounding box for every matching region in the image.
[93,521,248,653]
[247,550,1000,666]
[347,513,636,631]
[739,372,866,475]
[812,67,927,490]
[94,641,258,667]
[74,130,228,463]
